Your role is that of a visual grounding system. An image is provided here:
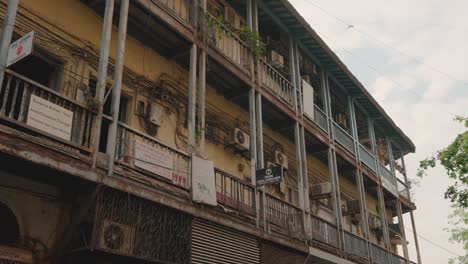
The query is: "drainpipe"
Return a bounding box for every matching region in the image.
[107,0,129,176]
[187,44,197,154]
[92,0,115,169]
[255,92,266,230]
[0,0,19,91]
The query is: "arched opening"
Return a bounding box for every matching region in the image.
[0,202,20,245]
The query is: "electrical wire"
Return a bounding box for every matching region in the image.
[294,0,468,86]
[403,226,465,258]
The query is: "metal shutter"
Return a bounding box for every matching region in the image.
[261,242,307,264]
[191,219,260,264]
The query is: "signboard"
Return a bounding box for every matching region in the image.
[7,31,35,67]
[256,165,282,186]
[26,95,73,140]
[134,139,174,180]
[192,155,217,206]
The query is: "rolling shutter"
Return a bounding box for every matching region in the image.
[191,219,260,264]
[261,242,307,264]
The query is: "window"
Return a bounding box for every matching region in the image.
[8,50,62,91]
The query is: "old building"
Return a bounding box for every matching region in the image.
[0,0,422,263]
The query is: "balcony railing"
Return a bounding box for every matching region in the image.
[115,122,190,189]
[333,122,355,155]
[0,70,95,154]
[359,144,377,172]
[379,163,398,195]
[153,0,194,25]
[206,13,250,74]
[258,58,295,108]
[313,105,329,133]
[343,231,369,260]
[214,169,256,216]
[371,244,390,264]
[397,178,410,200]
[263,193,304,239]
[391,254,406,264]
[310,215,340,249]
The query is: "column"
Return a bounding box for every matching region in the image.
[187,44,197,153]
[107,0,129,176]
[396,200,410,263]
[92,0,115,168]
[0,0,19,86]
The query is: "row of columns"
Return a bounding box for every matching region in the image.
[0,0,422,263]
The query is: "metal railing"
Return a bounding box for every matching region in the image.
[205,13,250,73]
[214,169,256,215]
[313,105,329,133]
[257,58,295,108]
[310,215,340,249]
[344,231,369,260]
[379,163,398,195]
[397,178,410,199]
[371,244,390,264]
[152,0,194,25]
[391,254,406,264]
[333,122,355,155]
[263,193,304,238]
[116,122,190,189]
[0,70,95,153]
[359,144,377,172]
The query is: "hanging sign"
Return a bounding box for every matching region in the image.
[192,155,217,206]
[256,165,282,186]
[7,31,35,67]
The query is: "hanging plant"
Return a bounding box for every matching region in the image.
[240,25,266,58]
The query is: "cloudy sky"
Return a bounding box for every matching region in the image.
[288,0,468,263]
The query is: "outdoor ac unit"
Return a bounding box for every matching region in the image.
[350,213,361,224]
[369,215,382,230]
[231,128,250,151]
[346,200,361,215]
[274,150,288,170]
[224,6,240,29]
[270,50,284,69]
[98,219,135,255]
[310,182,332,199]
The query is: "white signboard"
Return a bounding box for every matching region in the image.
[7,31,35,67]
[303,79,315,119]
[134,139,174,180]
[192,155,217,206]
[26,95,73,141]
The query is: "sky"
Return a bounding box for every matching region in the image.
[288,0,468,263]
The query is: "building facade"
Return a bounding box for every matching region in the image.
[0,0,422,263]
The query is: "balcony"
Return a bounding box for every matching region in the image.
[214,169,256,216]
[358,144,377,172]
[343,231,369,261]
[262,192,304,240]
[0,70,95,156]
[333,121,355,155]
[257,58,295,108]
[397,178,410,200]
[310,215,340,251]
[379,163,398,196]
[312,105,328,133]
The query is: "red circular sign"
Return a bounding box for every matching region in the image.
[16,45,23,55]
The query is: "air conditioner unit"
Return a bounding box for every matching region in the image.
[270,50,284,69]
[310,182,332,199]
[231,128,250,151]
[369,215,382,231]
[346,200,361,215]
[149,103,164,126]
[335,113,348,129]
[302,79,315,120]
[224,6,240,29]
[350,213,361,224]
[274,150,288,170]
[98,219,135,255]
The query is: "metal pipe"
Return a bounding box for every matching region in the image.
[187,44,197,153]
[294,41,303,116]
[92,0,115,169]
[255,92,266,230]
[107,0,129,176]
[0,0,19,91]
[197,50,206,155]
[294,122,304,211]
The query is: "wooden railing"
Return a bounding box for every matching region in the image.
[152,0,194,25]
[0,70,95,153]
[205,13,250,73]
[257,58,295,108]
[310,215,340,249]
[379,163,398,195]
[116,122,190,189]
[371,243,390,264]
[263,193,304,239]
[214,169,256,216]
[397,178,410,200]
[343,231,369,260]
[333,122,355,155]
